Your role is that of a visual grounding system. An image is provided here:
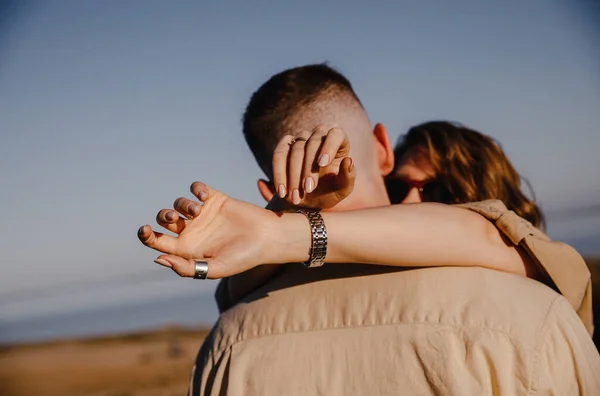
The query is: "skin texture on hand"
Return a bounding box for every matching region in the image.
[271,126,355,209]
[137,182,307,279]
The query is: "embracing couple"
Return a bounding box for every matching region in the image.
[138,64,600,395]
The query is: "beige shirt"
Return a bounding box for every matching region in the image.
[456,200,593,335]
[189,200,598,395]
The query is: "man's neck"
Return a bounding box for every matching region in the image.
[329,194,390,212]
[328,179,391,212]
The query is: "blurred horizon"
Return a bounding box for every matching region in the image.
[1,0,599,344]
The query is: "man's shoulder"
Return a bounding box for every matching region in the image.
[194,267,598,396]
[209,265,565,351]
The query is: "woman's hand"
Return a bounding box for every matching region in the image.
[273,126,355,209]
[137,182,306,279]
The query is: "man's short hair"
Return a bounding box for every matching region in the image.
[242,63,363,178]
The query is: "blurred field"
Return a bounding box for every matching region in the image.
[0,327,209,396]
[0,258,598,396]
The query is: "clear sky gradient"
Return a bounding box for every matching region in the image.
[1,0,599,324]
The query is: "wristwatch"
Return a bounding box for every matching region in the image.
[295,209,328,268]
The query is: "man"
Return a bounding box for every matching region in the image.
[139,64,599,394]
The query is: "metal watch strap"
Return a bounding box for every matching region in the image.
[296,209,328,268]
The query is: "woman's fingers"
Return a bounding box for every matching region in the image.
[287,134,309,204]
[333,156,356,201]
[137,225,181,255]
[150,184,211,237]
[156,209,187,234]
[270,127,350,206]
[159,182,213,233]
[155,255,230,280]
[318,127,349,167]
[302,130,326,194]
[154,254,197,278]
[302,127,349,193]
[190,181,211,202]
[173,197,202,219]
[272,135,294,199]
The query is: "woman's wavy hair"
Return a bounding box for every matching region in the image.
[393,121,545,229]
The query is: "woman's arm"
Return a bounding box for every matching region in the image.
[217,199,536,309]
[141,182,535,279]
[271,202,535,276]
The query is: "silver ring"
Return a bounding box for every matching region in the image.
[288,136,307,146]
[193,260,209,280]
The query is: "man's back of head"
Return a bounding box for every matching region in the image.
[242,63,393,209]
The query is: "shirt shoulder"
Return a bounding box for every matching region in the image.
[455,200,593,335]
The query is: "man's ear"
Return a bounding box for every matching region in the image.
[257,179,276,203]
[373,123,395,176]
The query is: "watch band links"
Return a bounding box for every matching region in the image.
[296,209,328,268]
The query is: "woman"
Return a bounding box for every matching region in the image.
[385,121,543,228]
[139,121,592,334]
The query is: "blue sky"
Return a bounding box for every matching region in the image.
[1,0,599,325]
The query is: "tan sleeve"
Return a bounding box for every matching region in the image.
[456,200,594,336]
[534,297,600,395]
[523,235,594,335]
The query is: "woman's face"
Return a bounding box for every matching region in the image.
[385,147,450,204]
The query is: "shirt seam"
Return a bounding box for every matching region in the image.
[214,317,538,355]
[527,294,564,395]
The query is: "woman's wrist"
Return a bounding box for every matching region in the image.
[264,211,312,265]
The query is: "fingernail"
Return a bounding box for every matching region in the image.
[318,153,330,167]
[348,158,354,173]
[292,189,301,205]
[165,212,175,221]
[154,258,172,268]
[189,205,199,217]
[278,184,287,198]
[304,177,315,193]
[199,190,208,201]
[137,225,145,236]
